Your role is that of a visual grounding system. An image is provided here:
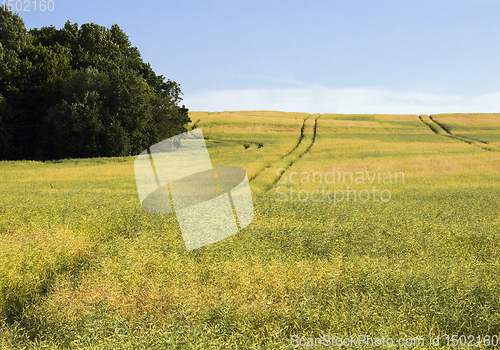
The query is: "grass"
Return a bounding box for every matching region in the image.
[0,112,499,348]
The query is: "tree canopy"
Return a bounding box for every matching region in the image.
[0,5,190,160]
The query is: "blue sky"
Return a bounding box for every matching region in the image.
[15,0,500,113]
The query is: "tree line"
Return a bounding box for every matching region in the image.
[0,5,190,160]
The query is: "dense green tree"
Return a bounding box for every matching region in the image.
[0,5,31,53]
[0,93,10,158]
[150,94,190,144]
[0,6,190,160]
[41,68,108,159]
[0,6,32,159]
[43,67,149,158]
[0,38,73,159]
[41,65,184,159]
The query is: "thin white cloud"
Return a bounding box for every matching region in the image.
[183,87,500,114]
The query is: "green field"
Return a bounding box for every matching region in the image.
[1,111,499,349]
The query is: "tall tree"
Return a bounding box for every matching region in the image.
[0,92,10,158]
[0,5,32,159]
[41,68,108,159]
[0,6,190,160]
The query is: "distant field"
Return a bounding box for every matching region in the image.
[0,111,499,349]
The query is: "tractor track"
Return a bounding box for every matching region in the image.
[249,115,310,182]
[418,115,440,134]
[266,114,321,192]
[191,119,201,130]
[419,115,497,152]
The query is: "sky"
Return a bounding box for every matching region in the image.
[14,0,500,114]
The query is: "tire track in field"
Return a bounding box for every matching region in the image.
[266,114,321,192]
[427,115,497,151]
[249,115,310,182]
[191,119,201,130]
[281,114,309,157]
[418,115,440,134]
